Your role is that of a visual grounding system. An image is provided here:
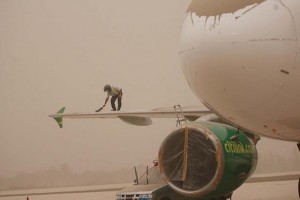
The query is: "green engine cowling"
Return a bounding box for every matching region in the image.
[158,121,258,199]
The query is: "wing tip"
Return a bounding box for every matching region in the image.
[51,107,66,128]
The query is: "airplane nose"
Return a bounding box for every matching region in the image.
[179,0,300,140]
[179,0,297,110]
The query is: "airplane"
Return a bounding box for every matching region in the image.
[49,0,300,199]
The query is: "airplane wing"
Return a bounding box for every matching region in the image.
[49,106,212,128]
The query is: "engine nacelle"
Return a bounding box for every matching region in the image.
[158,121,257,199]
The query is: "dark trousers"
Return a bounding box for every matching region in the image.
[111,95,122,111]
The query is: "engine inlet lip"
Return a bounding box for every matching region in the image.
[159,126,225,198]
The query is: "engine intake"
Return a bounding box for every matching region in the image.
[158,121,257,198]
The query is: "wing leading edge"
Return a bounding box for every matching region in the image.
[49,106,212,128]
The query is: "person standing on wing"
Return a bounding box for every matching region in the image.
[96,84,123,112]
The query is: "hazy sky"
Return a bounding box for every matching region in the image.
[0,0,299,177]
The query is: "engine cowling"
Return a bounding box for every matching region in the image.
[158,121,257,199]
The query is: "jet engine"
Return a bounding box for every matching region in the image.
[158,121,258,199]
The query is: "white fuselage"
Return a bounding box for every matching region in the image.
[180,0,300,141]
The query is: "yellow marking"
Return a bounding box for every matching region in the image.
[224,141,253,154]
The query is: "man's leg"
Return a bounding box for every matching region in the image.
[111,96,117,111]
[117,96,122,110]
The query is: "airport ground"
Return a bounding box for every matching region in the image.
[0,180,298,200]
[233,180,298,200]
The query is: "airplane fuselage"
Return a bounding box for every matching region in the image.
[180,0,300,141]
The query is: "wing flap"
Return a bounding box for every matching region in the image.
[118,116,152,126]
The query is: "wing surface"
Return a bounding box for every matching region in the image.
[49,106,212,128]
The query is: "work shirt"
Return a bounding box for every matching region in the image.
[107,86,121,97]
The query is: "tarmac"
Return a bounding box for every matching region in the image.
[234,180,299,200]
[1,172,299,200]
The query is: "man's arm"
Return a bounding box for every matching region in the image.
[95,96,110,112]
[103,96,109,107]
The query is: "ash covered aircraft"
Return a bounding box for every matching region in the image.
[49,0,300,199]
